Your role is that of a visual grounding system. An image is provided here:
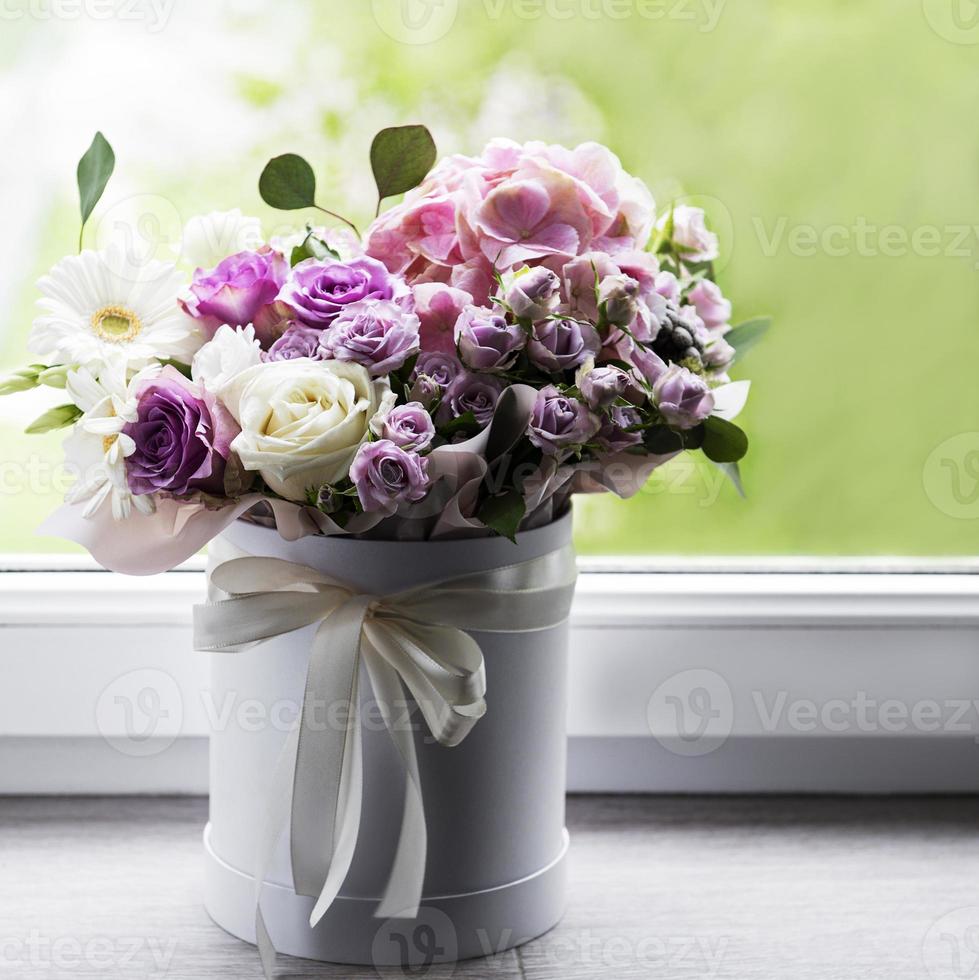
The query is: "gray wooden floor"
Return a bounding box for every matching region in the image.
[1,795,977,979]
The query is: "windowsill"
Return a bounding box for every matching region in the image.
[4,558,979,794]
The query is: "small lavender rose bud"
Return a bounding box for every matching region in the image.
[313,485,345,515]
[579,365,636,409]
[686,279,732,331]
[454,306,525,372]
[652,365,715,429]
[413,351,462,388]
[444,373,503,427]
[350,439,430,516]
[371,401,436,452]
[527,317,601,373]
[597,406,644,453]
[703,335,735,372]
[528,386,602,456]
[264,322,324,362]
[598,274,641,328]
[319,300,420,376]
[409,374,442,408]
[504,266,561,321]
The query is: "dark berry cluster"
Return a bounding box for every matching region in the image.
[650,304,704,370]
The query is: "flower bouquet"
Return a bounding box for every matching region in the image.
[3,126,765,969]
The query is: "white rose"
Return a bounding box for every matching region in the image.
[177,209,263,270]
[191,325,262,397]
[222,358,392,501]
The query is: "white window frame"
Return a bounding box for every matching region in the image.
[3,556,979,795]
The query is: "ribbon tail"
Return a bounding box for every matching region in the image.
[363,648,427,920]
[308,668,364,926]
[252,720,301,979]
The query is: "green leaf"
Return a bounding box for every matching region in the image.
[370,125,437,213]
[477,489,526,543]
[701,415,749,463]
[25,403,82,434]
[259,153,317,210]
[724,316,771,359]
[438,410,479,439]
[714,460,746,498]
[0,365,45,396]
[290,229,340,266]
[645,425,684,455]
[77,132,115,249]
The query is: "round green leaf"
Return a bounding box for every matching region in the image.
[259,154,317,210]
[702,416,749,463]
[370,125,437,207]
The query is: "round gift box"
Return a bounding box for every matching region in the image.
[202,511,574,966]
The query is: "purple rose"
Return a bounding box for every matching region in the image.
[597,406,644,452]
[319,300,420,376]
[627,343,668,386]
[264,322,324,362]
[703,334,735,372]
[408,374,442,409]
[413,351,463,387]
[528,386,601,455]
[652,365,715,429]
[579,365,641,409]
[182,247,289,344]
[350,439,430,515]
[598,274,641,328]
[527,317,600,373]
[443,373,503,427]
[505,266,561,321]
[123,366,240,497]
[279,256,406,329]
[454,306,525,372]
[373,401,436,451]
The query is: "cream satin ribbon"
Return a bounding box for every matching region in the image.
[194,544,577,977]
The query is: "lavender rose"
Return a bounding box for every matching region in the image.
[123,366,241,497]
[528,386,601,455]
[527,317,600,373]
[371,401,436,451]
[319,300,420,376]
[504,266,561,321]
[413,351,463,387]
[182,247,289,344]
[652,365,715,429]
[596,406,644,453]
[454,307,525,372]
[350,439,430,515]
[579,365,641,409]
[264,323,324,362]
[279,256,406,329]
[443,373,503,427]
[597,274,641,328]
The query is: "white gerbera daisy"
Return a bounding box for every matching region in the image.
[63,362,159,520]
[29,248,203,372]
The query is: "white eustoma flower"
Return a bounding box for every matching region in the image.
[63,362,159,520]
[29,248,203,372]
[191,324,263,397]
[177,209,263,271]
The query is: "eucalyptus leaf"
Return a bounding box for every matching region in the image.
[725,316,772,359]
[259,153,317,210]
[77,132,115,249]
[477,489,526,543]
[701,415,749,463]
[370,125,436,213]
[645,425,684,455]
[25,404,82,435]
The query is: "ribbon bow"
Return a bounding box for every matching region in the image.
[194,544,577,976]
